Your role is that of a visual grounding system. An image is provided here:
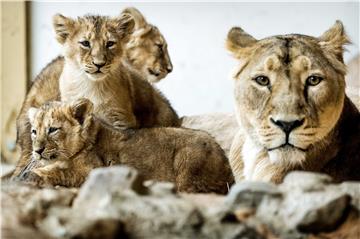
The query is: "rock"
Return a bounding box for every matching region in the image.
[281,171,333,191]
[2,168,359,238]
[225,181,282,209]
[21,187,77,223]
[257,183,352,233]
[337,181,360,210]
[67,218,127,239]
[40,211,127,239]
[309,209,360,239]
[107,190,205,238]
[73,166,147,209]
[1,181,77,238]
[144,180,176,196]
[296,194,350,232]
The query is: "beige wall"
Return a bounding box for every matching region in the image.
[1,2,27,163]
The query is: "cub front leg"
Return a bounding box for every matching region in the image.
[99,106,138,129]
[23,164,89,187]
[22,171,47,187]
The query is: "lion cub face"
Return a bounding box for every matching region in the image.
[28,99,94,163]
[227,21,348,166]
[54,8,172,83]
[53,14,131,81]
[122,8,173,82]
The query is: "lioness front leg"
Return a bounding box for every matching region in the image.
[229,130,245,182]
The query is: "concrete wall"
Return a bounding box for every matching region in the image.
[30,2,359,116]
[1,2,27,163]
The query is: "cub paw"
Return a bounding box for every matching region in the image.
[22,171,46,187]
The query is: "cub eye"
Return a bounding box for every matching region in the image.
[106,41,115,48]
[48,127,60,134]
[156,43,163,49]
[79,40,90,48]
[254,75,270,86]
[31,129,37,135]
[306,75,323,86]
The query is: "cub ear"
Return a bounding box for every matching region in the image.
[115,12,136,38]
[53,14,75,44]
[226,27,258,58]
[71,98,94,126]
[318,20,350,62]
[121,7,148,30]
[27,107,39,125]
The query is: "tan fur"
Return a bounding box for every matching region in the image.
[227,21,360,184]
[181,113,239,156]
[121,7,173,83]
[13,8,179,178]
[21,99,234,194]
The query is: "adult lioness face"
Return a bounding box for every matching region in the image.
[227,21,349,166]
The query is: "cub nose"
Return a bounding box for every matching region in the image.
[166,66,173,73]
[35,147,45,155]
[270,118,304,134]
[148,68,160,77]
[92,61,106,69]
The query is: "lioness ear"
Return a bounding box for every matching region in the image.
[28,107,39,125]
[53,14,75,44]
[226,27,258,58]
[121,7,147,30]
[319,20,350,62]
[71,98,94,126]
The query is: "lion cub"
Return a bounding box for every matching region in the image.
[55,12,178,129]
[22,99,234,193]
[13,8,179,178]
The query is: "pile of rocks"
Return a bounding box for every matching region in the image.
[2,166,359,239]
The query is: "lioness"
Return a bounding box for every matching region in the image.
[227,21,360,183]
[14,8,179,177]
[21,99,233,194]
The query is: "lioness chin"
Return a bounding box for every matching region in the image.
[228,21,360,183]
[20,99,233,194]
[13,8,179,178]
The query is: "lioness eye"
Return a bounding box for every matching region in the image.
[106,41,115,48]
[79,40,90,48]
[31,129,37,135]
[306,75,323,86]
[48,127,59,134]
[254,75,270,86]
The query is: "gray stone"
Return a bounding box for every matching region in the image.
[225,181,282,209]
[2,168,359,238]
[337,182,360,210]
[144,180,176,196]
[296,194,351,232]
[73,166,147,209]
[257,186,351,233]
[107,191,205,238]
[281,171,333,191]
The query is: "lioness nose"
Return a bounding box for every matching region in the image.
[35,147,45,155]
[270,118,304,134]
[166,66,173,73]
[93,61,106,69]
